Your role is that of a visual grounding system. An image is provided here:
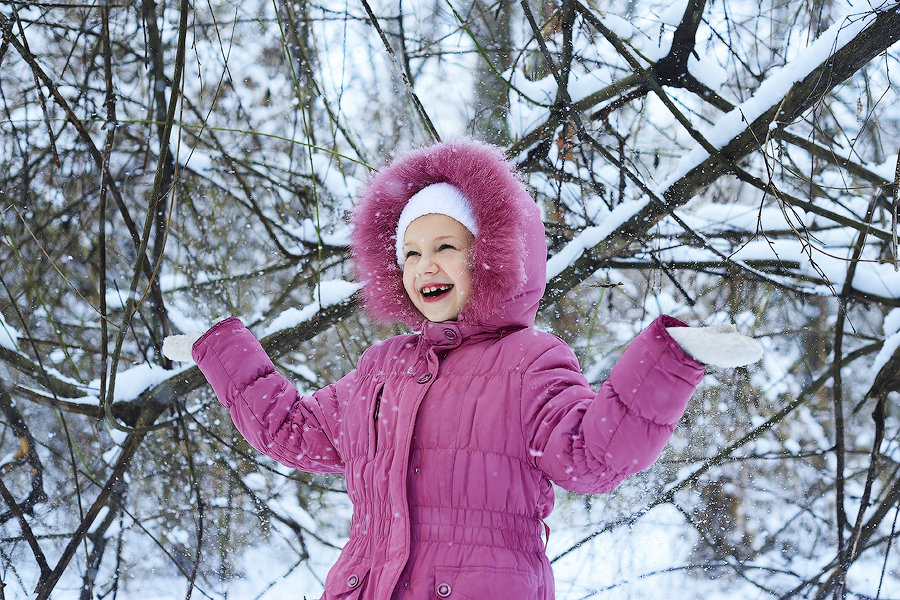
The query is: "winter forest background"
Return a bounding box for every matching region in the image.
[1,0,899,598]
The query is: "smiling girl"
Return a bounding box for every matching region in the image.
[164,139,761,599]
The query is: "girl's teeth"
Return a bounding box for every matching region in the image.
[422,285,452,296]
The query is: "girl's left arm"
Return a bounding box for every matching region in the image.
[520,315,705,494]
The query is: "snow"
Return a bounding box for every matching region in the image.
[165,300,212,336]
[871,153,900,181]
[242,472,267,491]
[546,199,650,280]
[283,217,350,248]
[884,307,900,338]
[803,253,900,299]
[667,323,764,368]
[655,0,689,27]
[292,362,318,383]
[729,238,808,263]
[568,69,615,104]
[105,289,137,311]
[871,307,900,377]
[643,291,680,320]
[269,492,320,533]
[688,53,729,88]
[263,279,360,336]
[310,153,358,200]
[506,68,557,139]
[550,501,706,599]
[675,202,810,233]
[85,360,194,404]
[0,311,20,351]
[631,26,673,62]
[602,13,635,40]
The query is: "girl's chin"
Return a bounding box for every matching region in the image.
[419,304,461,322]
[426,315,458,323]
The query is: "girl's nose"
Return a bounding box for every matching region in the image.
[416,255,439,276]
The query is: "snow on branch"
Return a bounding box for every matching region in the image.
[263,279,360,337]
[541,3,900,305]
[660,3,889,191]
[0,282,361,423]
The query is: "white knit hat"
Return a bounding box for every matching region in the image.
[395,182,479,266]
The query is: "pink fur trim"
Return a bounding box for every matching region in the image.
[351,139,535,329]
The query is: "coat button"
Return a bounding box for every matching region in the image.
[436,582,451,597]
[347,574,359,588]
[443,328,457,341]
[417,373,432,384]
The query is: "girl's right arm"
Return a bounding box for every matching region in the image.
[192,317,348,473]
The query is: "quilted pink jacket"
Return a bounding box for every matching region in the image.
[192,140,705,600]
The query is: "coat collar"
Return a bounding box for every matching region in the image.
[418,319,522,352]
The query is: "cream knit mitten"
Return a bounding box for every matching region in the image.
[666,323,763,368]
[162,333,203,362]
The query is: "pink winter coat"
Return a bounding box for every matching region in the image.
[192,140,705,600]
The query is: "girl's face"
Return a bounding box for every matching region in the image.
[402,213,474,322]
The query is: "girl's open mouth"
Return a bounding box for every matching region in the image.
[420,284,453,302]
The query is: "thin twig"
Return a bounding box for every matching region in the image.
[104,0,190,432]
[177,404,204,600]
[0,475,49,581]
[358,0,441,141]
[825,198,878,600]
[892,150,899,271]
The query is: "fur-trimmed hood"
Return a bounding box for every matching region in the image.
[350,139,547,331]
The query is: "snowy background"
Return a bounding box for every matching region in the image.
[1,0,899,598]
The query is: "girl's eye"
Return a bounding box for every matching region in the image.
[438,244,456,251]
[404,250,420,259]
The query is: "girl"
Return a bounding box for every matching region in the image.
[164,139,761,599]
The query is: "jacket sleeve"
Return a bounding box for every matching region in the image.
[192,317,348,473]
[521,315,705,494]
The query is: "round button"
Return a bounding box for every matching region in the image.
[437,582,451,597]
[417,373,433,384]
[347,574,359,588]
[443,328,457,341]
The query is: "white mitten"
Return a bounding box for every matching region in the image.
[666,323,763,368]
[162,333,203,362]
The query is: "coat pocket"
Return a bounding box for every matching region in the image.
[322,556,372,599]
[432,565,539,600]
[367,382,385,460]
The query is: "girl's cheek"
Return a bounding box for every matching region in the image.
[402,273,416,300]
